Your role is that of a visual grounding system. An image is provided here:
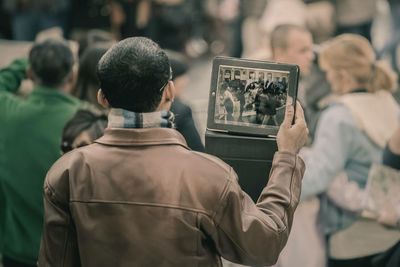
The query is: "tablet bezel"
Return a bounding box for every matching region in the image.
[206,56,299,137]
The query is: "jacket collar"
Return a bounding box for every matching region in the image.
[95,127,189,149]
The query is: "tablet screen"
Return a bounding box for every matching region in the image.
[214,65,290,128]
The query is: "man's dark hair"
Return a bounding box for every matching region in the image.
[97,37,170,112]
[29,39,74,87]
[270,24,309,55]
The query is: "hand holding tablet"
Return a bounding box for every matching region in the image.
[277,101,308,154]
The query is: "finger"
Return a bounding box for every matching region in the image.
[294,101,305,122]
[293,119,307,134]
[282,101,295,128]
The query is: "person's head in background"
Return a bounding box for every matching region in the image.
[97,37,174,113]
[270,24,314,75]
[28,39,75,92]
[319,34,397,95]
[169,57,189,98]
[72,46,108,108]
[61,109,108,154]
[77,29,115,57]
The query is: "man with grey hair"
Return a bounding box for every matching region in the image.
[270,24,314,77]
[271,24,331,139]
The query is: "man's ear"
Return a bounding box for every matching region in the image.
[164,80,175,103]
[97,89,110,108]
[156,81,176,111]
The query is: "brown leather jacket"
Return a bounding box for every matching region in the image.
[38,128,305,267]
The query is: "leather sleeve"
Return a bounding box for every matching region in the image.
[212,152,305,266]
[38,169,81,267]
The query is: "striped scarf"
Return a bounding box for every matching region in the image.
[107,108,175,129]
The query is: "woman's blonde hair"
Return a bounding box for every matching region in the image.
[319,34,397,93]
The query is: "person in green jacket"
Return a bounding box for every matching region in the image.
[0,39,82,267]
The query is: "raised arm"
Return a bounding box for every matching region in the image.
[209,102,308,266]
[0,58,28,94]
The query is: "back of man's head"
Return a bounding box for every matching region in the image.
[97,37,170,112]
[29,39,74,88]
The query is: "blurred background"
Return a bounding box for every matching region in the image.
[1,1,400,267]
[1,0,399,141]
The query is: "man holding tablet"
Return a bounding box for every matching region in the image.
[39,37,308,267]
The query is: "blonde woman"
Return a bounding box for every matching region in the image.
[300,34,400,267]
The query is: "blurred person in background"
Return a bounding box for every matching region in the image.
[2,0,70,41]
[169,56,205,152]
[240,0,267,58]
[0,39,82,267]
[72,45,109,109]
[326,123,400,267]
[259,0,307,38]
[109,0,151,40]
[0,0,12,39]
[251,23,327,133]
[58,41,109,162]
[333,0,377,42]
[301,34,400,267]
[378,0,400,74]
[256,0,307,60]
[269,24,315,113]
[325,119,400,267]
[0,183,4,265]
[300,46,334,142]
[147,0,206,55]
[61,109,108,154]
[68,0,111,42]
[75,29,114,57]
[269,24,333,141]
[205,0,243,57]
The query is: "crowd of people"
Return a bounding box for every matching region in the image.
[0,1,400,267]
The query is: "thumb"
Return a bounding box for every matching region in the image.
[282,99,294,128]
